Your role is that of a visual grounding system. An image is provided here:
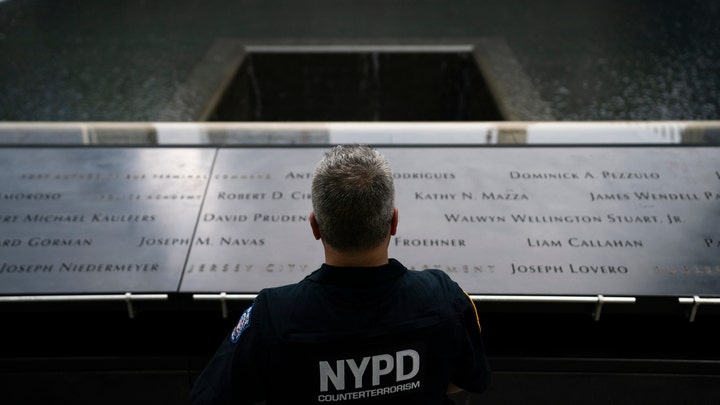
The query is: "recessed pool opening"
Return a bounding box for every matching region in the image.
[208,52,503,122]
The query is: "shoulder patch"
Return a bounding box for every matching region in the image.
[231,304,253,343]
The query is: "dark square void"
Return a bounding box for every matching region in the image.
[209,52,502,121]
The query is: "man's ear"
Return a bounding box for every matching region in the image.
[310,212,322,240]
[390,208,399,236]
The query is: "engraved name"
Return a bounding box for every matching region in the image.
[202,213,308,222]
[511,263,628,274]
[590,191,720,202]
[443,213,679,224]
[1,193,61,200]
[510,171,579,179]
[217,192,266,200]
[191,237,266,246]
[600,171,660,179]
[6,213,157,223]
[509,171,660,180]
[394,238,466,247]
[527,238,643,248]
[58,263,160,272]
[406,264,495,273]
[0,263,54,273]
[214,173,270,180]
[185,263,309,273]
[705,239,720,248]
[393,172,456,180]
[90,214,156,222]
[655,265,720,275]
[0,262,162,273]
[418,192,528,201]
[1,238,92,247]
[138,237,191,247]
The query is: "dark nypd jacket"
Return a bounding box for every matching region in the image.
[191,259,491,404]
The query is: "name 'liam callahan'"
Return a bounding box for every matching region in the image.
[527,238,643,248]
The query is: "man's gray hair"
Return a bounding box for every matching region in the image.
[311,145,395,251]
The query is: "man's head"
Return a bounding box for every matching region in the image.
[311,145,396,252]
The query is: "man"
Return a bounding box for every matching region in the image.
[191,145,491,404]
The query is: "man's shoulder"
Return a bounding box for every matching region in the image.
[394,266,463,305]
[404,266,455,286]
[258,281,307,299]
[256,274,317,303]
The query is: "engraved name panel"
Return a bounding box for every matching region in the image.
[182,148,324,292]
[1,146,717,296]
[0,148,215,294]
[381,147,720,296]
[180,146,720,296]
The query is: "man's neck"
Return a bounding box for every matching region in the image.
[323,243,390,267]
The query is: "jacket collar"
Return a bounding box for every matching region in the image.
[307,258,406,286]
